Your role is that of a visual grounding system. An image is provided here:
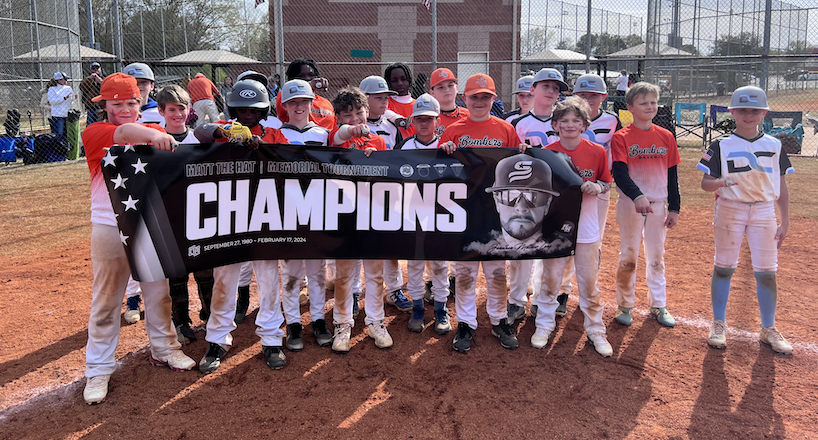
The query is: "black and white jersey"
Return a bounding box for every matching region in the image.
[396,135,439,150]
[503,109,524,124]
[583,110,622,169]
[367,116,403,150]
[279,122,329,146]
[512,111,559,147]
[697,132,793,203]
[167,128,200,143]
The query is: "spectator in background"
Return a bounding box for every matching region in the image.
[48,72,74,140]
[490,97,506,118]
[182,73,191,90]
[187,72,221,127]
[275,58,335,130]
[220,75,234,100]
[616,70,629,96]
[80,62,104,125]
[269,74,281,97]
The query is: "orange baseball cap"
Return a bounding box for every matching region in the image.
[430,68,457,88]
[91,73,140,102]
[464,73,496,96]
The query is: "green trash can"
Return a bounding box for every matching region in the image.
[66,110,81,160]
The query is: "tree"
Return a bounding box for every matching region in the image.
[573,33,643,56]
[713,32,762,56]
[520,27,557,58]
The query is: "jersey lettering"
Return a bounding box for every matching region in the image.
[726,150,775,174]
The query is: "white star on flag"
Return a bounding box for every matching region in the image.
[122,195,139,211]
[132,158,147,174]
[102,151,117,167]
[119,230,129,245]
[111,173,128,189]
[124,144,135,152]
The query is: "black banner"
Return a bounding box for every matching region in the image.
[101,144,583,282]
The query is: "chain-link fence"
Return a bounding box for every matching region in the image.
[1,0,817,165]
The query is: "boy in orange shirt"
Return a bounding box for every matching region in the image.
[440,73,525,353]
[81,73,196,405]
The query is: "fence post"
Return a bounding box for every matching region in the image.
[760,0,772,91]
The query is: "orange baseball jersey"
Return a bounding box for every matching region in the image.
[546,138,612,243]
[214,120,289,144]
[329,127,388,151]
[439,115,521,149]
[434,106,470,137]
[388,96,415,118]
[276,93,336,131]
[611,124,681,201]
[82,121,165,227]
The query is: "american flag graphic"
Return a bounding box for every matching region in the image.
[256,0,265,8]
[423,0,431,10]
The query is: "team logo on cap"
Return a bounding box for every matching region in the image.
[378,81,387,90]
[508,161,533,182]
[580,80,596,89]
[439,71,448,78]
[548,72,559,79]
[416,100,431,108]
[289,85,305,94]
[476,76,488,88]
[739,94,758,103]
[239,89,257,99]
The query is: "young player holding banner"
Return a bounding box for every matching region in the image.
[697,86,793,354]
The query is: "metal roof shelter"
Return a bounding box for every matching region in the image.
[523,49,598,63]
[607,43,693,58]
[157,50,261,66]
[13,44,116,61]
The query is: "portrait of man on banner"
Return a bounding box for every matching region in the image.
[465,153,574,258]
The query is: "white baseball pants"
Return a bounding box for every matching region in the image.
[616,196,668,309]
[280,259,326,324]
[85,225,180,377]
[408,260,449,303]
[455,261,508,329]
[536,241,605,335]
[238,261,253,287]
[332,260,357,326]
[125,276,141,298]
[192,99,219,127]
[508,260,541,307]
[384,260,404,293]
[327,259,363,295]
[714,198,778,272]
[363,260,387,325]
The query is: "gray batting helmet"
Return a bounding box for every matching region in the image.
[486,154,559,196]
[728,86,769,110]
[532,68,569,92]
[513,76,534,95]
[281,79,315,103]
[124,63,155,82]
[237,70,269,88]
[573,74,607,94]
[359,75,396,95]
[227,80,270,119]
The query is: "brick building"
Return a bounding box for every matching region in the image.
[270,0,521,107]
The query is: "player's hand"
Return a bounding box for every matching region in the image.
[441,141,457,154]
[363,146,377,157]
[634,197,653,215]
[518,143,529,153]
[246,135,261,150]
[346,124,369,138]
[775,220,788,248]
[148,131,176,151]
[720,177,738,188]
[218,122,253,143]
[581,181,602,196]
[664,211,679,228]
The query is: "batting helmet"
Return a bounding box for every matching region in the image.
[728,86,769,110]
[237,70,269,88]
[486,154,559,196]
[513,76,535,95]
[532,68,568,92]
[281,79,315,103]
[124,63,155,82]
[227,80,270,119]
[573,74,607,94]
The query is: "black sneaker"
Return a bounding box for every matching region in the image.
[286,323,304,352]
[448,276,456,298]
[556,293,569,317]
[507,303,525,323]
[262,346,286,370]
[453,322,474,353]
[199,343,227,374]
[176,323,197,344]
[423,280,434,303]
[491,319,519,349]
[530,304,538,326]
[312,319,333,347]
[234,285,250,324]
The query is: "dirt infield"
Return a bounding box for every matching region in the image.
[1,155,817,439]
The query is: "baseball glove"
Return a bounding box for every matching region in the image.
[218,122,253,143]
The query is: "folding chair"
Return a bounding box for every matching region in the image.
[618,109,633,127]
[763,111,804,155]
[674,103,707,148]
[706,105,734,145]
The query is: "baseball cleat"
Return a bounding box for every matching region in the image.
[507,303,525,323]
[491,319,519,349]
[262,346,287,370]
[175,323,197,345]
[615,307,633,326]
[332,323,352,353]
[286,323,304,352]
[650,307,676,327]
[708,320,727,349]
[367,321,393,348]
[352,293,361,318]
[312,319,334,347]
[555,293,569,317]
[452,322,474,353]
[434,302,451,335]
[760,326,792,354]
[123,295,141,324]
[83,374,111,405]
[199,343,227,374]
[531,328,551,349]
[386,289,413,312]
[149,349,196,371]
[408,302,426,333]
[587,332,613,357]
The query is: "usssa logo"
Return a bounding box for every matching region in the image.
[508,161,533,182]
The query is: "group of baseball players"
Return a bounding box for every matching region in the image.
[79,57,795,406]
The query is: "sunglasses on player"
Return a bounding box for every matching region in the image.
[492,189,551,208]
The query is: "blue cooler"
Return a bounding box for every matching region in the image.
[0,136,16,163]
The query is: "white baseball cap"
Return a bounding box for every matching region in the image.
[411,93,440,118]
[359,75,396,95]
[53,72,69,80]
[124,63,155,82]
[532,68,569,91]
[281,79,315,103]
[513,76,534,95]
